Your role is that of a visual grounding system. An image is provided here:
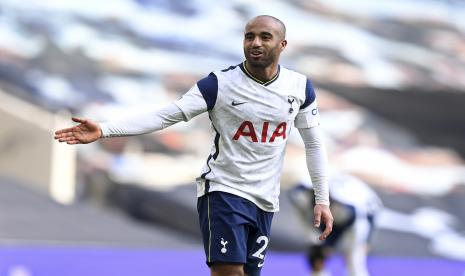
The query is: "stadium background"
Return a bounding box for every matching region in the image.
[0,0,465,275]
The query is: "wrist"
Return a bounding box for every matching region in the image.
[315,195,330,206]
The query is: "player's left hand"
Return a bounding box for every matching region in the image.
[313,204,333,241]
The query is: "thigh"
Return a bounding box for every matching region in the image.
[341,220,371,276]
[244,208,273,276]
[198,192,250,266]
[341,217,371,251]
[211,263,244,276]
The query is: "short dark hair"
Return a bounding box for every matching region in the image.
[250,15,286,39]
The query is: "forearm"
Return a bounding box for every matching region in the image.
[100,103,186,137]
[298,126,330,206]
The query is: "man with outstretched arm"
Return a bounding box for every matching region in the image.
[55,15,333,276]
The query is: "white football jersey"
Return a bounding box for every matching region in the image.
[175,62,320,212]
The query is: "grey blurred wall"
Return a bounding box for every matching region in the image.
[0,90,76,204]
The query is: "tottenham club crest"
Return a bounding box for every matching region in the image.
[287,96,295,114]
[220,238,228,254]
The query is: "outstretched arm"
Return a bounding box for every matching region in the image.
[54,103,186,144]
[99,103,186,138]
[54,83,210,144]
[298,126,333,240]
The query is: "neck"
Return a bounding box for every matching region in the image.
[244,61,279,83]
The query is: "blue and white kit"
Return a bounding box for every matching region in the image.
[101,62,329,210]
[100,62,329,273]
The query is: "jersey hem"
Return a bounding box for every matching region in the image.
[196,180,279,213]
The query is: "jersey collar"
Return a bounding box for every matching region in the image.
[239,61,280,86]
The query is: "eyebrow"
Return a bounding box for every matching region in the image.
[244,31,273,37]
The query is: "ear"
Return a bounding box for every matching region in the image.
[280,39,287,51]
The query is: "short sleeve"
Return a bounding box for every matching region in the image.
[294,79,320,128]
[174,73,218,121]
[196,72,218,110]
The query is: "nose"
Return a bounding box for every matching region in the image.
[251,36,262,47]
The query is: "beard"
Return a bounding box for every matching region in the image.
[244,48,279,69]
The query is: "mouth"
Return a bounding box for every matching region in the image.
[249,50,264,58]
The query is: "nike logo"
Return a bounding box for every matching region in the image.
[232,101,247,106]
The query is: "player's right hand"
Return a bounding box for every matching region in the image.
[54,117,102,145]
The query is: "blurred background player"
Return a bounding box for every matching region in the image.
[289,174,382,276]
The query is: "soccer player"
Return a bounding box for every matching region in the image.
[55,15,333,276]
[289,174,382,276]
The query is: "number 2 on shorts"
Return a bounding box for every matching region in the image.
[252,236,269,267]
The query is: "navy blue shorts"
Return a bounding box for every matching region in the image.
[197,192,274,276]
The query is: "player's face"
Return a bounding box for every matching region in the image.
[243,18,287,68]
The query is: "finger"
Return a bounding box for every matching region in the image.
[67,140,80,145]
[66,138,80,144]
[314,209,322,228]
[55,127,74,135]
[320,225,332,240]
[72,117,87,124]
[55,134,66,140]
[66,136,77,142]
[319,218,333,241]
[58,135,76,142]
[55,131,74,139]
